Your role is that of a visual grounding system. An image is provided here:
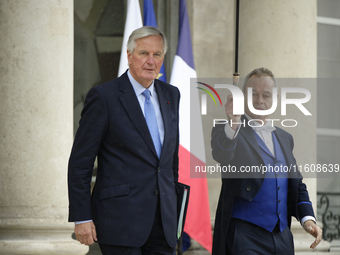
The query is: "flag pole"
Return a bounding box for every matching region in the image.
[177,236,183,255]
[233,0,240,86]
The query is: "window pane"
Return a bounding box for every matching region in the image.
[317,0,340,19]
[317,24,340,78]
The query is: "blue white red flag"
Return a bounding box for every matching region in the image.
[118,0,143,76]
[170,0,213,253]
[143,0,167,82]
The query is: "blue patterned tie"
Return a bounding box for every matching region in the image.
[142,90,162,158]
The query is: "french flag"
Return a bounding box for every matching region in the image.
[143,0,167,82]
[118,0,142,76]
[170,0,213,253]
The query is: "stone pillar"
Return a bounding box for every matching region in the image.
[238,0,318,205]
[236,0,328,253]
[191,0,332,253]
[0,1,88,254]
[191,0,235,227]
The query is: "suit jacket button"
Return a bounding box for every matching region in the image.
[154,190,159,195]
[246,186,251,191]
[158,167,161,172]
[243,153,248,157]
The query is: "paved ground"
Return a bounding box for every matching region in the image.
[85,243,210,255]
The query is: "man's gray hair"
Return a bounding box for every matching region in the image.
[127,26,168,55]
[242,67,278,92]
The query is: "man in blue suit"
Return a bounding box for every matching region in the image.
[211,68,322,255]
[68,26,180,255]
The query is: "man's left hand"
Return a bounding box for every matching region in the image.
[303,220,322,249]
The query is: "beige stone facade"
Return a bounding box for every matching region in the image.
[1,0,339,254]
[0,0,87,254]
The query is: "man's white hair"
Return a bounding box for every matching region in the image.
[127,26,168,55]
[242,67,278,92]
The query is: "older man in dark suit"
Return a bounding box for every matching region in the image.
[68,26,180,255]
[211,68,322,255]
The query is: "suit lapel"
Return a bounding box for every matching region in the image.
[239,116,299,180]
[239,116,263,161]
[254,132,275,159]
[273,128,299,178]
[274,129,293,164]
[118,73,158,158]
[154,80,170,161]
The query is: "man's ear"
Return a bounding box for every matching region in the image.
[127,50,131,64]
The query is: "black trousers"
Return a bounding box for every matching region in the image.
[226,218,294,255]
[99,200,175,255]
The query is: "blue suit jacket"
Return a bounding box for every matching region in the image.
[211,117,315,255]
[68,71,180,247]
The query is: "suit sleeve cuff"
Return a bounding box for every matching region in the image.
[224,123,241,140]
[301,216,316,226]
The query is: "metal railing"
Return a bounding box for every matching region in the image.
[317,192,340,242]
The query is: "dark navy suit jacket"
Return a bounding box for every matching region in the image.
[211,117,315,255]
[68,71,180,247]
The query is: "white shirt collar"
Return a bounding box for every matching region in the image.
[245,114,276,132]
[127,69,155,97]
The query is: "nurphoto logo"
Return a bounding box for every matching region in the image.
[196,82,312,128]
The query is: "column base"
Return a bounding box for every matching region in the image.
[0,218,88,255]
[0,240,88,255]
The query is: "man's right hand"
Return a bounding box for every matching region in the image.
[75,221,98,245]
[225,94,241,131]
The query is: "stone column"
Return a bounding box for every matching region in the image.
[192,0,332,253]
[0,1,88,254]
[192,0,235,226]
[237,0,328,253]
[238,0,318,205]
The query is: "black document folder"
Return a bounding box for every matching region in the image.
[175,182,190,239]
